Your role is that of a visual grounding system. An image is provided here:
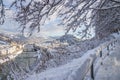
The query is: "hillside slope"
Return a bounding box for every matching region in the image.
[26,33,120,80]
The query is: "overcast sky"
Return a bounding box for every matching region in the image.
[0,0,66,38]
[0,0,94,39]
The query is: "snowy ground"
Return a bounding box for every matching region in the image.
[25,33,120,80]
[0,32,120,80]
[26,49,95,80]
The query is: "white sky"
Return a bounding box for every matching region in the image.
[0,0,66,38]
[0,0,94,39]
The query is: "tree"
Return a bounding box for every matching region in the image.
[0,0,120,39]
[0,0,5,24]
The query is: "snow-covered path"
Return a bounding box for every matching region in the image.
[26,49,95,80]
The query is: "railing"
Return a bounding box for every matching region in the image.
[87,39,118,80]
[91,39,118,80]
[69,39,119,80]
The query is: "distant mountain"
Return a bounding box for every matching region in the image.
[49,36,61,40]
[56,34,80,45]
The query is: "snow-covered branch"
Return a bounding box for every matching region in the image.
[0,0,120,39]
[0,0,5,24]
[89,5,120,10]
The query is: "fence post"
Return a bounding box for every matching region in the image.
[91,63,94,80]
[100,51,102,57]
[107,46,109,55]
[107,46,109,51]
[100,51,103,65]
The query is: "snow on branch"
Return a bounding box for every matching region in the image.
[0,0,5,24]
[0,0,120,38]
[89,5,120,10]
[111,0,120,3]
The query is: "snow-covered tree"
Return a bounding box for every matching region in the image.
[0,0,120,39]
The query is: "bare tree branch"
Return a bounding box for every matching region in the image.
[111,0,120,3]
[89,5,120,10]
[0,0,5,24]
[0,0,120,39]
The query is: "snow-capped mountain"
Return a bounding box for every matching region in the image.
[56,34,80,45]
